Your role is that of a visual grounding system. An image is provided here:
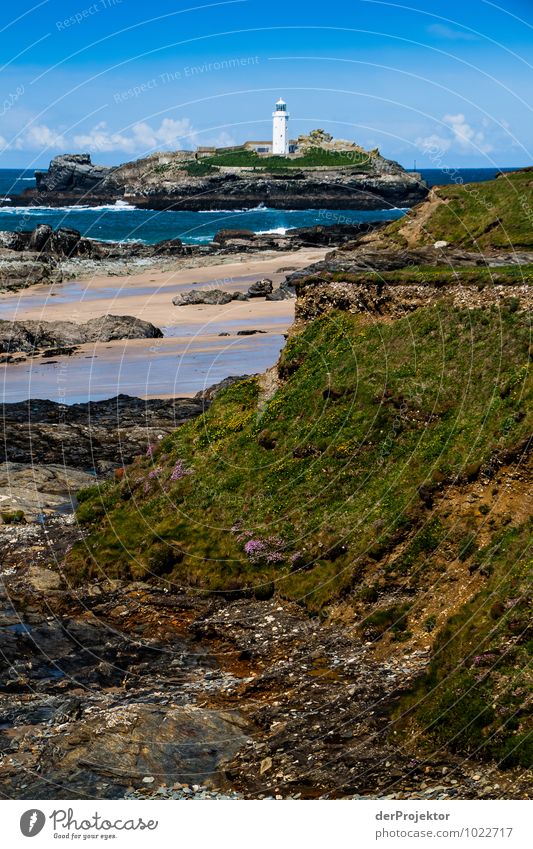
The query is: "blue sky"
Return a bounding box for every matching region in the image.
[0,0,532,168]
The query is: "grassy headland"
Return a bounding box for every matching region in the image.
[373,167,533,250]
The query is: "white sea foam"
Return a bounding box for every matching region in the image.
[0,200,138,213]
[196,203,271,214]
[254,227,289,235]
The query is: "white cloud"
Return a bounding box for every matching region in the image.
[416,114,494,157]
[415,133,452,155]
[427,23,477,41]
[443,113,493,153]
[209,131,236,148]
[13,124,65,150]
[73,118,197,154]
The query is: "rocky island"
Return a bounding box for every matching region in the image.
[7,137,428,211]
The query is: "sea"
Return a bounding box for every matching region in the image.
[0,167,519,404]
[0,167,519,245]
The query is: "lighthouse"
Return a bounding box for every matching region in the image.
[272,97,289,155]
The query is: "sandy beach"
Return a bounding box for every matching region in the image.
[0,247,325,401]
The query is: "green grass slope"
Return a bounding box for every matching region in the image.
[68,293,532,768]
[68,301,531,606]
[379,167,533,250]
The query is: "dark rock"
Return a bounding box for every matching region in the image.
[152,237,183,255]
[52,227,82,257]
[172,289,233,306]
[41,346,79,358]
[236,329,267,336]
[0,394,205,468]
[0,252,62,292]
[247,278,273,297]
[28,224,53,252]
[0,231,28,251]
[35,153,115,194]
[213,229,255,243]
[265,284,296,301]
[0,315,162,354]
[285,222,387,245]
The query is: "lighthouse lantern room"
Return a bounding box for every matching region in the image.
[272,97,289,155]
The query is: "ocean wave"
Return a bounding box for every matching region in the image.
[0,200,138,213]
[254,227,289,235]
[196,203,271,214]
[93,237,145,245]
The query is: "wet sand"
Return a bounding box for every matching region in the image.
[0,248,324,402]
[0,248,323,325]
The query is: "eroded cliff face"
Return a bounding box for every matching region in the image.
[23,151,428,210]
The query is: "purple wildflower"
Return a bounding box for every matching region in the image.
[243,534,286,565]
[146,444,155,458]
[244,539,268,558]
[170,459,193,481]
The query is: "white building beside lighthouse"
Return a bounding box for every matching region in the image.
[272,97,289,155]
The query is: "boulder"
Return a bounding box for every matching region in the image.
[247,278,273,297]
[0,314,162,354]
[28,224,53,252]
[172,289,233,306]
[52,227,82,256]
[265,285,296,301]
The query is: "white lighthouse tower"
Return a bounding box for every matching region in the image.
[272,97,289,155]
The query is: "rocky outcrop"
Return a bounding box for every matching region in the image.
[0,315,163,355]
[286,245,533,288]
[0,393,206,470]
[172,277,294,306]
[15,151,428,211]
[34,153,115,194]
[0,462,95,519]
[0,250,62,291]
